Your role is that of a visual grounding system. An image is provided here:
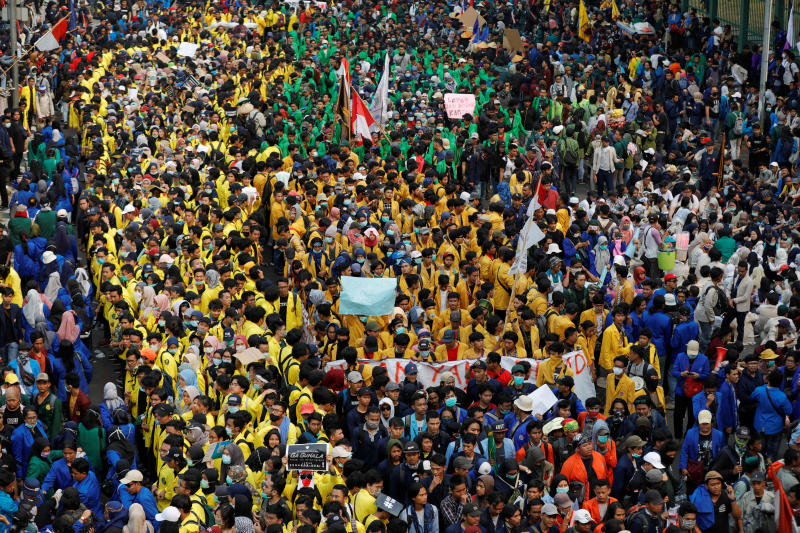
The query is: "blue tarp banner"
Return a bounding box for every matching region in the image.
[339,276,398,316]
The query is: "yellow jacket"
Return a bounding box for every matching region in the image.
[598,323,630,371]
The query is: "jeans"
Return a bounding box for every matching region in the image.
[762,431,783,461]
[596,169,613,196]
[699,321,713,351]
[3,342,17,364]
[674,393,695,436]
[563,165,577,195]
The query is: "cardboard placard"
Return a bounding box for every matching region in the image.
[503,28,523,53]
[286,443,329,471]
[156,52,171,64]
[459,7,486,30]
[233,347,264,366]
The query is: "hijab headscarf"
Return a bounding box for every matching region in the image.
[57,309,80,344]
[139,286,157,319]
[104,382,125,411]
[220,442,246,481]
[107,425,136,465]
[23,289,45,326]
[44,271,62,302]
[245,447,270,472]
[49,299,66,330]
[633,266,647,285]
[123,503,154,533]
[181,351,202,373]
[53,220,72,256]
[687,231,709,264]
[154,293,171,315]
[206,270,220,289]
[74,268,91,297]
[35,318,55,351]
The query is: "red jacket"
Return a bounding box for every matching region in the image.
[67,390,91,423]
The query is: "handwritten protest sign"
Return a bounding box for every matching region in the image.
[444,93,476,119]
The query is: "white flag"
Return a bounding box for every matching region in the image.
[789,5,797,51]
[509,216,545,274]
[369,52,390,131]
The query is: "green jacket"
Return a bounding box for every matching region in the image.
[78,424,106,477]
[34,392,63,443]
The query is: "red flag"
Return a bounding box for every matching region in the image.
[35,15,69,51]
[768,461,795,533]
[351,87,376,142]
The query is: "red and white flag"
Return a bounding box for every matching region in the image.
[351,88,375,142]
[35,16,69,51]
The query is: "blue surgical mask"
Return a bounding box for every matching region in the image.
[325,237,334,243]
[229,406,239,414]
[556,487,569,494]
[213,358,222,366]
[513,376,524,386]
[226,475,232,485]
[598,435,609,444]
[225,427,233,437]
[396,327,406,335]
[201,479,209,489]
[222,454,232,464]
[445,397,457,408]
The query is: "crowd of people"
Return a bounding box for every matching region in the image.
[1,0,800,531]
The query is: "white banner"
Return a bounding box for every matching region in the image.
[326,350,596,402]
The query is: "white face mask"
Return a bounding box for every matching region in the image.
[204,346,214,354]
[613,367,624,376]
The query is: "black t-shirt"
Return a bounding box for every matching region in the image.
[707,493,733,533]
[582,456,599,492]
[279,295,288,323]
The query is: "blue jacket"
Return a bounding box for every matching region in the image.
[752,385,793,435]
[716,380,738,432]
[671,321,699,353]
[692,390,719,420]
[74,470,102,515]
[679,426,725,469]
[642,311,672,358]
[11,421,48,478]
[120,485,160,529]
[611,454,638,500]
[672,353,710,397]
[41,457,74,493]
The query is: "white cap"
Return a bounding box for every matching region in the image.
[42,251,57,264]
[122,204,136,214]
[697,409,713,425]
[732,91,742,98]
[155,506,181,522]
[573,510,594,524]
[331,446,351,459]
[460,192,471,202]
[552,125,564,134]
[56,209,68,218]
[119,469,144,485]
[613,255,626,266]
[642,451,665,469]
[547,243,561,254]
[159,254,174,264]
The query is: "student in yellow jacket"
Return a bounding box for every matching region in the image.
[604,355,637,414]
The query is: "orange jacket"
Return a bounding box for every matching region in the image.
[582,496,618,524]
[561,451,608,497]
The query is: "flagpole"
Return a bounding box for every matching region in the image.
[717,130,726,190]
[8,0,18,107]
[2,26,78,79]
